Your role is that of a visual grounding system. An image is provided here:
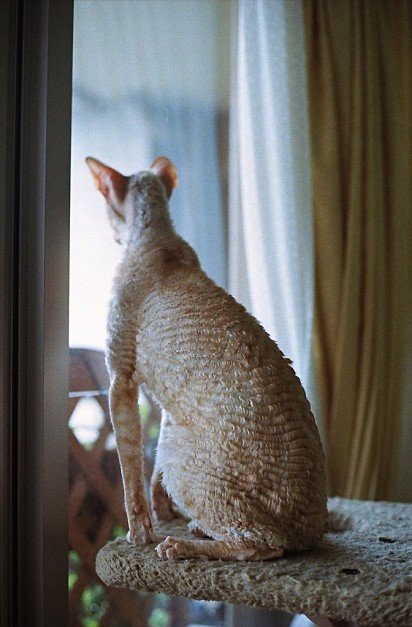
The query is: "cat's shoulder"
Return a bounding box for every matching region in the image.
[154,262,247,317]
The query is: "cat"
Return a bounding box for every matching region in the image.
[86,155,328,561]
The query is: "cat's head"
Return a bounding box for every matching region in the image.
[86,156,178,245]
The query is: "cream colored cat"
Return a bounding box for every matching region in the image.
[87,156,328,561]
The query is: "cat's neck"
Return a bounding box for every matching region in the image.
[115,226,176,280]
[125,218,175,252]
[114,226,199,293]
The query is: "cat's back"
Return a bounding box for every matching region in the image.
[136,262,309,416]
[137,262,272,373]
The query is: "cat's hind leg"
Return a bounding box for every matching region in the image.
[187,521,211,538]
[150,409,180,522]
[155,537,284,561]
[150,469,178,522]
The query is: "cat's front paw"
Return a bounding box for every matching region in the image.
[127,504,154,545]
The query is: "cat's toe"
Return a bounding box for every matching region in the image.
[155,536,180,560]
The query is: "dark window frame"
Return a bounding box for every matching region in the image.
[0,1,73,624]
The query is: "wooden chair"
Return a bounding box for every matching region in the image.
[69,348,152,626]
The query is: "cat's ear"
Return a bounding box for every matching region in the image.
[150,157,178,198]
[86,157,129,206]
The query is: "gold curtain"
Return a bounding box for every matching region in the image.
[304,0,411,500]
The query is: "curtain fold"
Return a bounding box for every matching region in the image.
[229,0,323,439]
[304,0,411,499]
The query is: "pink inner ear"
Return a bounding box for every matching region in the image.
[86,157,128,202]
[150,156,178,197]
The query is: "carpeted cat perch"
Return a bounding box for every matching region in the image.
[96,497,411,626]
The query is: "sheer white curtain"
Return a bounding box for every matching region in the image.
[229,0,322,437]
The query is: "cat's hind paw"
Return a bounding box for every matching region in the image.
[155,536,208,561]
[155,536,181,560]
[155,537,285,561]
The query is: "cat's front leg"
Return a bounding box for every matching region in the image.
[109,374,153,544]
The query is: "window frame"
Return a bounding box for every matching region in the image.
[0,1,73,624]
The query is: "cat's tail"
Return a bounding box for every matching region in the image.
[327,508,352,532]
